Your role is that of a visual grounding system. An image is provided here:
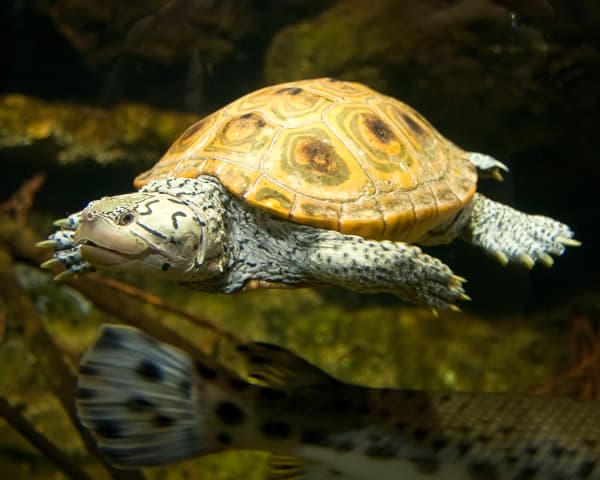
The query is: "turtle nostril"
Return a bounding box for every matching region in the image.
[84,211,95,222]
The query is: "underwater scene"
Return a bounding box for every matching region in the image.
[1,0,599,478]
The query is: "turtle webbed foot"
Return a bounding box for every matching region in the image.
[466,194,580,269]
[37,212,94,279]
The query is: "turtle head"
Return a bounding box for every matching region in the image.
[74,191,224,281]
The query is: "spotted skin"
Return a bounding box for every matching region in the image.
[39,79,579,307]
[77,325,600,478]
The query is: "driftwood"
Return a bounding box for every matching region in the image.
[0,396,93,480]
[0,248,146,480]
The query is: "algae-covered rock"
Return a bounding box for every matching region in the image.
[265,0,550,92]
[0,94,197,166]
[264,0,600,151]
[31,0,255,67]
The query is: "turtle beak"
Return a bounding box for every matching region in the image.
[74,209,148,265]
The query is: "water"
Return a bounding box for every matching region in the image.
[0,1,598,478]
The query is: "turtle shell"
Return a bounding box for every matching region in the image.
[134,78,476,241]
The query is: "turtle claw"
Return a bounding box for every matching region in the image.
[556,236,581,248]
[39,210,92,279]
[538,252,554,268]
[53,218,72,228]
[469,194,578,270]
[54,270,76,281]
[493,250,509,266]
[468,153,509,181]
[518,253,535,270]
[41,258,63,270]
[36,239,59,249]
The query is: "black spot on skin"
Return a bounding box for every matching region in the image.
[95,328,123,350]
[138,199,160,216]
[363,114,396,144]
[171,211,187,229]
[136,359,163,382]
[216,401,245,425]
[161,262,171,271]
[402,113,424,136]
[154,414,175,428]
[79,364,98,376]
[179,379,193,397]
[196,361,218,380]
[94,419,123,439]
[300,429,326,445]
[217,432,231,445]
[77,387,96,399]
[126,396,155,412]
[240,112,253,119]
[276,87,302,95]
[260,420,291,439]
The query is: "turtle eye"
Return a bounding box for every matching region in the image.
[118,211,136,226]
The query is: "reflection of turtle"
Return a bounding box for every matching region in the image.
[39,78,578,308]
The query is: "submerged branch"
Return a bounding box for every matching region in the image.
[93,275,242,344]
[0,248,146,480]
[0,396,93,480]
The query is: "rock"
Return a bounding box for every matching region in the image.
[0,94,197,166]
[264,0,600,152]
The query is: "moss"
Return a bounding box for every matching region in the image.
[0,94,198,167]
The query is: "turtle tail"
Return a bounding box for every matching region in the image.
[76,325,214,468]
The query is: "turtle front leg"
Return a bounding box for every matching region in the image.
[37,211,94,279]
[305,232,467,309]
[463,193,580,268]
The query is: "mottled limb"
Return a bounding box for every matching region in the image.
[464,193,579,268]
[306,232,467,309]
[467,152,509,181]
[36,211,93,278]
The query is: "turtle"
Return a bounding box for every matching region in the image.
[38,78,578,309]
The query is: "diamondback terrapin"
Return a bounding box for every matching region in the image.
[39,78,578,308]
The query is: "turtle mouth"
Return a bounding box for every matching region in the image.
[74,215,150,266]
[79,240,147,266]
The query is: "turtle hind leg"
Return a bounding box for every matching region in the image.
[463,193,580,268]
[305,232,468,309]
[467,152,509,181]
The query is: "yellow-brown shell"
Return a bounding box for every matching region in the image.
[134,78,476,241]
